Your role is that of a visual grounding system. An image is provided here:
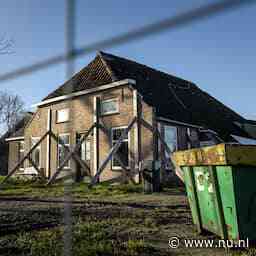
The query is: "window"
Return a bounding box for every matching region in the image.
[101,98,119,115]
[112,127,129,169]
[77,134,91,161]
[58,134,70,168]
[18,141,25,171]
[30,137,41,168]
[56,108,70,123]
[164,126,177,154]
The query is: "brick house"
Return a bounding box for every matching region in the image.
[6,52,256,182]
[1,112,33,176]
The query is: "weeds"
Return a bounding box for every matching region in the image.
[0,220,153,256]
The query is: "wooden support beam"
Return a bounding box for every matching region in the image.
[93,97,101,182]
[152,108,160,191]
[98,123,136,185]
[141,118,172,156]
[159,123,165,171]
[1,131,49,184]
[152,108,159,163]
[27,155,46,180]
[72,153,91,177]
[187,128,200,149]
[46,109,52,178]
[47,124,95,185]
[90,117,137,187]
[133,90,142,183]
[140,117,184,182]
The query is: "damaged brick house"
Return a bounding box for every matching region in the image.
[5,52,256,182]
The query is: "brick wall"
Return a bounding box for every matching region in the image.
[8,141,19,174]
[17,84,154,182]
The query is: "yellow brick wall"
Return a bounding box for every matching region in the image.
[21,85,153,182]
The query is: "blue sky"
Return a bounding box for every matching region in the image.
[0,0,255,122]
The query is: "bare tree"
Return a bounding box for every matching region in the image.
[0,35,14,55]
[0,91,24,133]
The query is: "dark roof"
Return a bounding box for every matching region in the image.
[247,120,256,125]
[43,51,250,140]
[6,112,33,140]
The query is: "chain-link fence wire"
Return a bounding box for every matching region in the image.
[0,0,255,83]
[63,1,75,255]
[1,1,256,255]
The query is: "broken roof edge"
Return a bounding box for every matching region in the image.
[32,78,136,108]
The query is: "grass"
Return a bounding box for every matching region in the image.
[0,176,143,199]
[2,176,255,255]
[0,210,157,256]
[1,221,150,256]
[0,177,173,255]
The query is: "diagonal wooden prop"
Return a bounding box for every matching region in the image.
[47,124,95,185]
[27,155,46,180]
[90,117,137,187]
[1,131,50,185]
[97,123,137,185]
[140,118,184,181]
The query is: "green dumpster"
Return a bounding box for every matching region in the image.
[173,143,256,240]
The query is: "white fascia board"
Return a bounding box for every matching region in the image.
[33,79,136,108]
[5,136,24,142]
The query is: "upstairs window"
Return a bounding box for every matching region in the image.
[101,98,119,115]
[58,134,70,168]
[56,108,70,123]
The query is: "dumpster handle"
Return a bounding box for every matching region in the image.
[209,166,228,240]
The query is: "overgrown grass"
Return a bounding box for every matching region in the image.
[0,176,143,199]
[0,219,154,256]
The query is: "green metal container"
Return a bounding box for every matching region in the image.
[174,144,256,240]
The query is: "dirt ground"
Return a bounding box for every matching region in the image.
[0,183,252,255]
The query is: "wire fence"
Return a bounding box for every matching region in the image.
[1,1,256,255]
[0,0,255,83]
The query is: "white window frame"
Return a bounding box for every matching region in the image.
[18,141,25,171]
[78,132,91,162]
[58,133,71,169]
[101,98,119,116]
[111,126,130,170]
[56,108,70,123]
[30,137,41,169]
